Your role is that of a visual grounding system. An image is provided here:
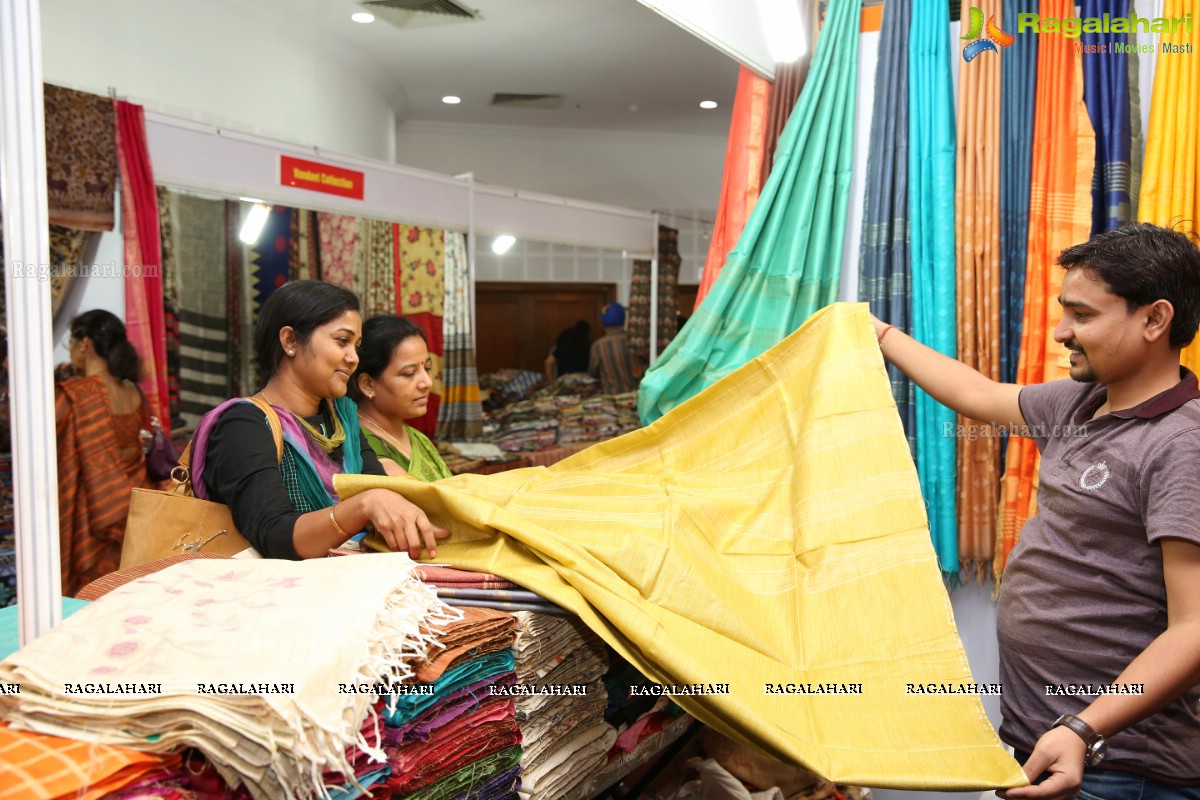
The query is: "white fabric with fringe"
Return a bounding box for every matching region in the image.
[0,553,459,800]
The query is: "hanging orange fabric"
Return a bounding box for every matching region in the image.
[1139,0,1200,371]
[695,66,772,310]
[955,0,1003,583]
[995,0,1095,580]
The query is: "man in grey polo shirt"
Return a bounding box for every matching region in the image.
[871,222,1200,798]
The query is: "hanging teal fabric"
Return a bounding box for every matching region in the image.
[909,0,957,573]
[636,0,859,424]
[858,0,914,455]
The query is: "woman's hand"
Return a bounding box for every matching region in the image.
[867,312,890,342]
[358,487,449,559]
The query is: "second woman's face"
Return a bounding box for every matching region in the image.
[293,310,362,399]
[373,335,433,421]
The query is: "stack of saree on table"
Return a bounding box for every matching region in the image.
[511,611,612,800]
[338,303,1026,791]
[0,554,454,800]
[383,607,522,799]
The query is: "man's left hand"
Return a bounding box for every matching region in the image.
[997,726,1087,799]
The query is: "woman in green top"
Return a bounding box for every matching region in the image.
[349,316,452,481]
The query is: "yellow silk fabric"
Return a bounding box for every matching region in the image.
[1139,0,1200,372]
[338,303,1025,790]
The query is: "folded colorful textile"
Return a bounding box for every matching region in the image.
[389,697,513,774]
[386,651,516,726]
[0,555,455,800]
[415,606,517,683]
[339,304,1024,788]
[386,717,522,795]
[413,565,518,590]
[0,724,181,800]
[393,673,517,746]
[400,745,522,800]
[438,597,569,616]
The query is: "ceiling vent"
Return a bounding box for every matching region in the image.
[490,93,565,110]
[359,0,478,29]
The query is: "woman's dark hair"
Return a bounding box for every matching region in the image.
[255,280,360,383]
[347,316,427,402]
[71,309,140,382]
[1057,222,1200,348]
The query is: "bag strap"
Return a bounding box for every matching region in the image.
[176,395,285,472]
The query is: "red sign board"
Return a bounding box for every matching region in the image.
[280,155,364,200]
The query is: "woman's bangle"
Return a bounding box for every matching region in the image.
[878,324,895,344]
[328,506,350,539]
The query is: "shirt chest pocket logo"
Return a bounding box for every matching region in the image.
[1079,460,1111,491]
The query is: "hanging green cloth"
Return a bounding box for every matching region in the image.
[909,0,958,574]
[636,0,859,424]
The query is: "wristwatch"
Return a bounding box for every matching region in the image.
[1052,714,1107,767]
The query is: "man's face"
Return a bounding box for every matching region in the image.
[1053,267,1146,383]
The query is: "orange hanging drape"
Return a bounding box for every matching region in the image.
[695,66,772,310]
[1139,0,1200,373]
[955,0,1003,583]
[995,0,1096,581]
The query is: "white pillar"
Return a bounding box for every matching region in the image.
[1,0,63,642]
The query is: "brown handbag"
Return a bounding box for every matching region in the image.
[119,396,284,569]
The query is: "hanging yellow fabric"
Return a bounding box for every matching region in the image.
[996,0,1095,580]
[1139,0,1200,372]
[340,303,1025,791]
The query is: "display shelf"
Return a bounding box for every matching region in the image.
[558,714,698,800]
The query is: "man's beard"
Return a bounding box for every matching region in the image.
[1067,345,1098,383]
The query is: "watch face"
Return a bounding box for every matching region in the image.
[1088,741,1107,767]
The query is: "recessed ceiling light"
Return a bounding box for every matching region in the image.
[351,12,375,23]
[699,100,719,110]
[492,235,516,255]
[442,95,462,105]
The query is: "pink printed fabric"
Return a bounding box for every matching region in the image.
[317,212,360,289]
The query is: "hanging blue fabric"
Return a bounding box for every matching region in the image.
[999,0,1037,388]
[859,0,915,455]
[636,0,859,424]
[909,0,957,573]
[1081,0,1132,234]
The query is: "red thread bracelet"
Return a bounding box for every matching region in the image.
[878,325,895,344]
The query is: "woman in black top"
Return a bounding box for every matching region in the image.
[196,281,447,560]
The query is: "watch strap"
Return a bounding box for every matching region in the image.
[1052,714,1105,766]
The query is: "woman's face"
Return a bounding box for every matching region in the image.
[289,310,362,399]
[68,332,87,372]
[368,335,433,421]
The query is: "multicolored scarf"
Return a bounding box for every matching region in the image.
[191,395,364,509]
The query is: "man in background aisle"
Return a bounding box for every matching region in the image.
[589,302,643,395]
[872,222,1200,799]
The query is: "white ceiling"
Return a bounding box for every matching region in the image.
[279,0,742,137]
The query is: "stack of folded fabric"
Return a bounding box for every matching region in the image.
[0,725,183,800]
[511,612,614,800]
[490,398,560,452]
[413,565,567,616]
[480,369,546,413]
[0,554,455,800]
[384,606,522,800]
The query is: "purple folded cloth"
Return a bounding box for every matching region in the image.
[389,671,517,746]
[451,764,521,800]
